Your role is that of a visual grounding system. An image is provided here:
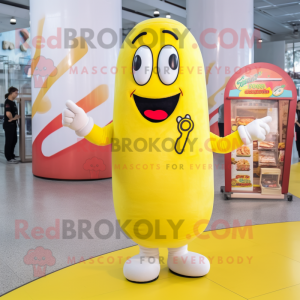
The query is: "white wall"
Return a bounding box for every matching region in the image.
[254,41,285,70]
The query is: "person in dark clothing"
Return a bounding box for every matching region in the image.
[3,87,19,164]
[296,100,300,160]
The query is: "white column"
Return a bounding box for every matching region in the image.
[30,0,121,179]
[187,0,254,133]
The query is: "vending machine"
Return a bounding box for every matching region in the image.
[221,63,297,201]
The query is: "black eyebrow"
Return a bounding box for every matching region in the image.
[132,32,147,44]
[162,30,178,40]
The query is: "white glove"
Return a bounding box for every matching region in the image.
[62,100,94,137]
[238,116,272,145]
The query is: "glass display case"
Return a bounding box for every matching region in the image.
[260,168,281,195]
[229,99,289,194]
[222,63,297,201]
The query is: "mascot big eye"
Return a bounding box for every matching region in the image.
[63,18,271,283]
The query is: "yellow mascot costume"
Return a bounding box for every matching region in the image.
[63,18,271,282]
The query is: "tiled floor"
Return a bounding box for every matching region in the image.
[0,140,299,296]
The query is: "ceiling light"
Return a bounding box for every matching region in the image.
[154,9,160,17]
[10,17,16,25]
[166,13,171,19]
[258,39,263,43]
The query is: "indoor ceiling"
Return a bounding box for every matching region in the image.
[254,0,300,40]
[1,0,300,42]
[0,12,29,32]
[0,0,28,7]
[122,0,186,37]
[0,0,29,32]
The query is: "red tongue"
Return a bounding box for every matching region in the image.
[144,110,168,120]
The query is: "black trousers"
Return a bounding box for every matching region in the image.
[218,122,224,137]
[296,132,300,159]
[3,123,17,161]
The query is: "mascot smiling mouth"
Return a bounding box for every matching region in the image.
[133,93,180,123]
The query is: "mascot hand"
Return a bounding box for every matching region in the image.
[62,100,94,137]
[238,116,272,145]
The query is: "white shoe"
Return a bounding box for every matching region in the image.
[168,245,210,277]
[7,160,18,164]
[12,158,20,162]
[123,246,160,283]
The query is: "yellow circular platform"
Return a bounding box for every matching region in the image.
[3,221,300,299]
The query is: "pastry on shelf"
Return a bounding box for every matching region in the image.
[258,141,275,149]
[260,156,276,164]
[259,152,276,165]
[236,145,251,157]
[278,142,285,150]
[236,159,250,171]
[236,117,255,127]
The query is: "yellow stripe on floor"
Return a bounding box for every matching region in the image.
[289,162,300,198]
[3,222,300,299]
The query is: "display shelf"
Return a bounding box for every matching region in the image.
[223,62,297,199]
[258,146,279,170]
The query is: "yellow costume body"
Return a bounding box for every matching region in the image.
[85,19,243,249]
